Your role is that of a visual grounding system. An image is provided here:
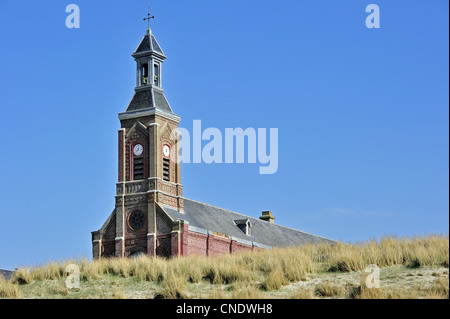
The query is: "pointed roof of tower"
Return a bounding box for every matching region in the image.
[133,30,166,57]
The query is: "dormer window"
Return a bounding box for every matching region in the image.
[234,219,251,236]
[153,63,160,86]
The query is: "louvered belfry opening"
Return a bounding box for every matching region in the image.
[142,63,149,85]
[153,63,160,86]
[163,158,170,181]
[133,157,144,180]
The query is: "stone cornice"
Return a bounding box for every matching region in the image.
[118,107,181,123]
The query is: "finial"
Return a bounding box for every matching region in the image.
[143,1,155,33]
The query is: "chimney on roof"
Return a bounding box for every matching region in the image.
[260,211,275,223]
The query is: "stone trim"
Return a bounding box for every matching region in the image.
[118,108,180,123]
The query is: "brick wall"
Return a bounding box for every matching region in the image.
[187,232,208,256]
[230,240,253,254]
[208,235,231,256]
[118,130,124,182]
[97,219,257,259]
[184,230,254,256]
[101,216,116,257]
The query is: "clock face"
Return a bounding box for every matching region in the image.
[133,144,143,156]
[163,144,170,158]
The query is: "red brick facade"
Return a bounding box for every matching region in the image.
[93,213,257,259]
[180,226,256,257]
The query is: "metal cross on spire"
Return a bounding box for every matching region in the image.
[143,1,155,33]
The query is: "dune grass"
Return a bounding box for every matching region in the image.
[2,235,448,299]
[0,276,20,299]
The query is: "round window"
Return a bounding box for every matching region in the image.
[128,211,145,230]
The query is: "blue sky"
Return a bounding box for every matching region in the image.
[0,0,448,270]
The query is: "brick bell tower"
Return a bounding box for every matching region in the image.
[91,24,184,258]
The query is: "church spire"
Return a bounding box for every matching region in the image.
[119,9,178,119]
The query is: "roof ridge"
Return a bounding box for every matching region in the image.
[133,34,147,54]
[151,33,164,55]
[183,197,335,242]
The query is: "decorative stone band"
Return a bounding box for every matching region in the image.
[118,107,181,124]
[252,242,273,250]
[229,236,253,247]
[116,178,183,196]
[115,190,184,209]
[188,225,209,235]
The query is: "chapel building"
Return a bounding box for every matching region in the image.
[91,26,333,259]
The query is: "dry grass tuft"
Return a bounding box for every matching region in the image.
[290,288,315,299]
[154,270,187,299]
[11,268,33,285]
[426,277,449,299]
[230,282,263,299]
[0,277,21,299]
[204,258,251,285]
[262,266,288,291]
[314,281,345,298]
[358,286,384,299]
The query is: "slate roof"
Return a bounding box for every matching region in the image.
[134,32,165,56]
[125,87,173,113]
[0,269,14,280]
[162,198,334,248]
